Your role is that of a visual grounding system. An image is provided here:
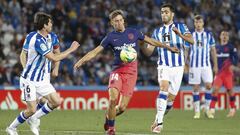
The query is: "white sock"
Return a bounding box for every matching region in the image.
[9,111,27,128]
[193,92,200,113]
[156,91,168,124]
[31,103,53,119]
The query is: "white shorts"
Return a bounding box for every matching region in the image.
[20,77,56,101]
[188,67,213,84]
[157,66,184,95]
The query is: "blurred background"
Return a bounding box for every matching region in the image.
[0,0,240,87]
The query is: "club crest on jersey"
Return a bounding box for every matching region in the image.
[128,33,134,40]
[47,38,51,43]
[40,43,48,51]
[224,47,229,52]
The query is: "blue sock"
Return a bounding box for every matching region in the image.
[37,102,45,110]
[107,120,115,127]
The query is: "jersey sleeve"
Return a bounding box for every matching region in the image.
[35,39,51,56]
[209,32,216,47]
[136,30,145,40]
[100,35,110,49]
[151,29,158,40]
[51,33,60,49]
[22,34,31,51]
[22,38,29,51]
[179,23,191,35]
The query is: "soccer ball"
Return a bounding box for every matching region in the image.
[120,46,137,63]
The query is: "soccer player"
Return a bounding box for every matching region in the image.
[206,30,238,118]
[74,9,179,135]
[141,4,194,133]
[6,12,80,135]
[19,31,60,133]
[187,15,218,119]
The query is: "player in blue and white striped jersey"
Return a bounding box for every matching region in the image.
[6,12,79,135]
[186,15,218,119]
[141,4,194,133]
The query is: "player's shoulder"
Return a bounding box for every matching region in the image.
[49,32,58,38]
[173,22,187,26]
[26,31,37,39]
[203,29,214,35]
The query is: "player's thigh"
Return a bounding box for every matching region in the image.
[20,77,37,102]
[188,67,201,85]
[37,83,59,104]
[223,73,233,90]
[44,92,61,106]
[213,74,223,89]
[158,66,170,90]
[169,66,184,96]
[121,72,137,97]
[108,72,122,99]
[202,67,213,84]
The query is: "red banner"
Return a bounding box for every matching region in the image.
[0,89,239,110]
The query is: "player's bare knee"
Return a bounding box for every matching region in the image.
[118,104,127,112]
[168,94,176,101]
[205,84,212,90]
[193,84,200,92]
[49,99,61,109]
[53,99,61,108]
[109,99,117,109]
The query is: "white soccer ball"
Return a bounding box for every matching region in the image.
[120,46,137,63]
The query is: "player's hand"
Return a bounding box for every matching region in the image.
[172,27,181,36]
[169,46,180,53]
[70,41,80,52]
[74,59,84,70]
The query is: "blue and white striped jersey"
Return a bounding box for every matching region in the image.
[152,22,191,67]
[21,32,59,82]
[188,30,215,68]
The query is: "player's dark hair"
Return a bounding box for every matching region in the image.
[194,15,203,20]
[161,3,175,13]
[109,10,124,20]
[34,12,52,30]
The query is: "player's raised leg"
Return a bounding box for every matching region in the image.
[28,90,62,135]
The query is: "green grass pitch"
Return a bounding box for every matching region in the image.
[1,109,239,135]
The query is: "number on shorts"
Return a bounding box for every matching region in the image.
[111,73,119,81]
[190,72,194,78]
[25,85,31,93]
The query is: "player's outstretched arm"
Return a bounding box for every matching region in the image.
[210,46,218,74]
[74,45,104,69]
[20,50,27,68]
[143,35,180,53]
[140,44,155,57]
[172,27,194,44]
[45,41,80,62]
